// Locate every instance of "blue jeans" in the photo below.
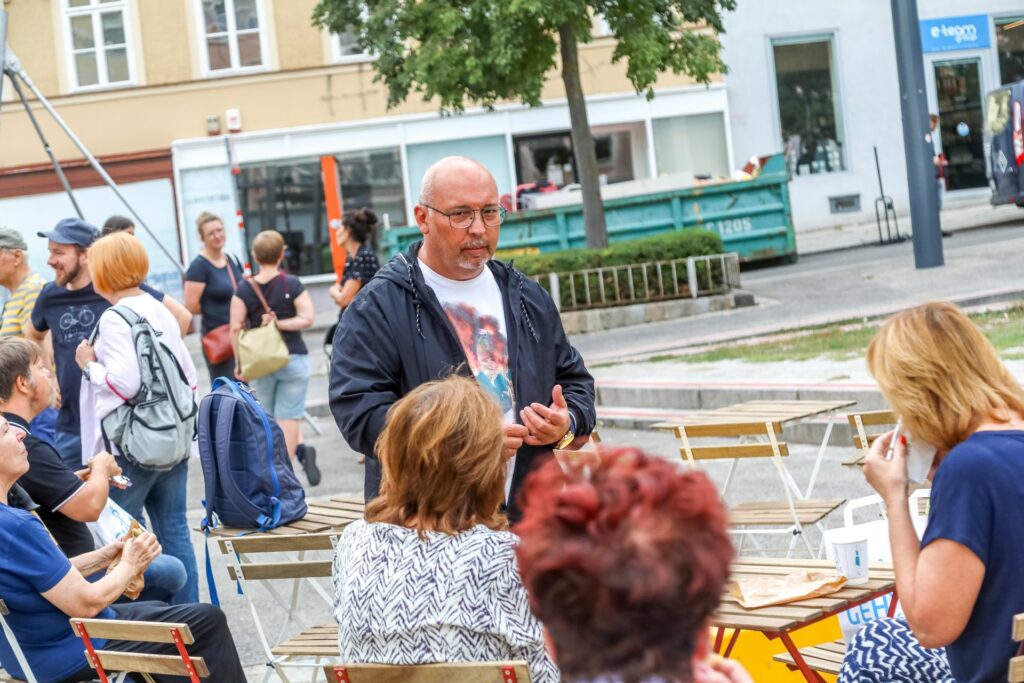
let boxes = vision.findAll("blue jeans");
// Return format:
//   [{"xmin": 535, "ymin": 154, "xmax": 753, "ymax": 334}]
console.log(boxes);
[
  {"xmin": 137, "ymin": 554, "xmax": 188, "ymax": 603},
  {"xmin": 109, "ymin": 458, "xmax": 199, "ymax": 604},
  {"xmin": 53, "ymin": 428, "xmax": 82, "ymax": 471},
  {"xmin": 92, "ymin": 554, "xmax": 187, "ymax": 604},
  {"xmin": 250, "ymin": 353, "xmax": 311, "ymax": 419}
]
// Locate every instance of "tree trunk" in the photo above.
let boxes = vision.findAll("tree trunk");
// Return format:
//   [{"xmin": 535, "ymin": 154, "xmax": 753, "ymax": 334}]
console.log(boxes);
[{"xmin": 559, "ymin": 22, "xmax": 608, "ymax": 249}]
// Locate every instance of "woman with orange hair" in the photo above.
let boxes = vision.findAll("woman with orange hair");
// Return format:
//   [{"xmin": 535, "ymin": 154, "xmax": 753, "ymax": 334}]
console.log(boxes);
[
  {"xmin": 74, "ymin": 231, "xmax": 200, "ymax": 604},
  {"xmin": 516, "ymin": 446, "xmax": 752, "ymax": 683},
  {"xmin": 331, "ymin": 374, "xmax": 558, "ymax": 682},
  {"xmin": 840, "ymin": 302, "xmax": 1024, "ymax": 682}
]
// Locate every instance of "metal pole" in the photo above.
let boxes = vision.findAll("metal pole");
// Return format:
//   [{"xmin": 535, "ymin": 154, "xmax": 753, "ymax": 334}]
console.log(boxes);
[
  {"xmin": 890, "ymin": 0, "xmax": 944, "ymax": 269},
  {"xmin": 0, "ymin": 10, "xmax": 9, "ymax": 111},
  {"xmin": 4, "ymin": 51, "xmax": 185, "ymax": 273},
  {"xmin": 7, "ymin": 72, "xmax": 84, "ymax": 219},
  {"xmin": 224, "ymin": 136, "xmax": 252, "ymax": 275}
]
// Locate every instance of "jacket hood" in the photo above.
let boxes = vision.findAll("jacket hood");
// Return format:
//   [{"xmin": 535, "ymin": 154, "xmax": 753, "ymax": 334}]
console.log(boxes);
[
  {"xmin": 378, "ymin": 240, "xmax": 517, "ymax": 290},
  {"xmin": 376, "ymin": 241, "xmax": 538, "ymax": 342}
]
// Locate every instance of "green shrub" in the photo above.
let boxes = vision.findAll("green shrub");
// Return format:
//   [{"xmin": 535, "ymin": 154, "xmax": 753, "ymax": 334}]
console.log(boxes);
[
  {"xmin": 510, "ymin": 228, "xmax": 723, "ymax": 276},
  {"xmin": 509, "ymin": 229, "xmax": 727, "ymax": 311}
]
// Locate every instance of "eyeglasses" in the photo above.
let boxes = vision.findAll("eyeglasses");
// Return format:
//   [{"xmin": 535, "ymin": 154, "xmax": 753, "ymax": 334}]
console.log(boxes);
[{"xmin": 421, "ymin": 203, "xmax": 506, "ymax": 230}]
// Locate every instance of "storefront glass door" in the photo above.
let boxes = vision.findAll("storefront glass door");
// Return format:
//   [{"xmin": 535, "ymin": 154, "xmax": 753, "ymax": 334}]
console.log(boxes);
[{"xmin": 933, "ymin": 58, "xmax": 987, "ymax": 191}]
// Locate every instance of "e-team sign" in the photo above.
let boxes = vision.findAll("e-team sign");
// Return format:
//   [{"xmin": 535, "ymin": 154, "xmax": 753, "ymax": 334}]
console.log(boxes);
[{"xmin": 919, "ymin": 14, "xmax": 990, "ymax": 53}]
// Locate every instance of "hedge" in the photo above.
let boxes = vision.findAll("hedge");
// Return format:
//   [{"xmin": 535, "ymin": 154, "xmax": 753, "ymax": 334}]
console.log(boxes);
[
  {"xmin": 510, "ymin": 228, "xmax": 723, "ymax": 276},
  {"xmin": 508, "ymin": 229, "xmax": 728, "ymax": 311}
]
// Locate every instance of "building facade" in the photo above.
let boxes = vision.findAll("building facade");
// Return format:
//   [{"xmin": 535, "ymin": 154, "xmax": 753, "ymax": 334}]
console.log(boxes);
[
  {"xmin": 1, "ymin": 0, "xmax": 731, "ymax": 304},
  {"xmin": 722, "ymin": 0, "xmax": 1024, "ymax": 232}
]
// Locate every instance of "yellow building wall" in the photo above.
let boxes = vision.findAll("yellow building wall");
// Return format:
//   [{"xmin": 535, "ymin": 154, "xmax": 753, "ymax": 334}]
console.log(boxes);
[
  {"xmin": 1, "ymin": 3, "xmax": 721, "ymax": 170},
  {"xmin": 137, "ymin": 1, "xmax": 193, "ymax": 86},
  {"xmin": 272, "ymin": 0, "xmax": 324, "ymax": 71},
  {"xmin": 4, "ymin": 0, "xmax": 61, "ymax": 96}
]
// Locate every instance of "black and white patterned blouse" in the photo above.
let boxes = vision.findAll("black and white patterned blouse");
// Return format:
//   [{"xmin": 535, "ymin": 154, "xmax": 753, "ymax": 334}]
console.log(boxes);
[
  {"xmin": 332, "ymin": 520, "xmax": 559, "ymax": 683},
  {"xmin": 340, "ymin": 244, "xmax": 381, "ymax": 288}
]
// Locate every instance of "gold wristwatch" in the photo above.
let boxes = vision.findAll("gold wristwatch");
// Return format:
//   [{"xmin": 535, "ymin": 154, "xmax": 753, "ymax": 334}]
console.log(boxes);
[{"xmin": 556, "ymin": 429, "xmax": 575, "ymax": 450}]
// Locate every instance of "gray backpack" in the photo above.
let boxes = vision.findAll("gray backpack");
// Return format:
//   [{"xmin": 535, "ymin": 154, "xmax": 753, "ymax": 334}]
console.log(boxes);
[{"xmin": 92, "ymin": 305, "xmax": 197, "ymax": 471}]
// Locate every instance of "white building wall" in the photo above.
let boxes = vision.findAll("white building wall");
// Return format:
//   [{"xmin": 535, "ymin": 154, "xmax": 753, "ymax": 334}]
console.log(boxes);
[
  {"xmin": 722, "ymin": 0, "xmax": 906, "ymax": 233},
  {"xmin": 722, "ymin": 0, "xmax": 1024, "ymax": 234}
]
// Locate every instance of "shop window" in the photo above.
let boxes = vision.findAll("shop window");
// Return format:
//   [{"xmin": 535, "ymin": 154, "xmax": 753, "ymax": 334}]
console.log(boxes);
[
  {"xmin": 199, "ymin": 0, "xmax": 265, "ymax": 74},
  {"xmin": 772, "ymin": 36, "xmax": 845, "ymax": 175},
  {"xmin": 652, "ymin": 113, "xmax": 730, "ymax": 178},
  {"xmin": 513, "ymin": 126, "xmax": 639, "ymax": 189},
  {"xmin": 238, "ymin": 149, "xmax": 404, "ymax": 276},
  {"xmin": 996, "ymin": 17, "xmax": 1024, "ymax": 85},
  {"xmin": 63, "ymin": 0, "xmax": 133, "ymax": 89}
]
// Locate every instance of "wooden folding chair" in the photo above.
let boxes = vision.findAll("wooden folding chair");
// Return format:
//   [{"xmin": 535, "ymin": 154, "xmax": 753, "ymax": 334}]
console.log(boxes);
[
  {"xmin": 70, "ymin": 618, "xmax": 207, "ymax": 683},
  {"xmin": 1010, "ymin": 612, "xmax": 1024, "ymax": 683},
  {"xmin": 0, "ymin": 598, "xmax": 36, "ymax": 683},
  {"xmin": 219, "ymin": 532, "xmax": 341, "ymax": 682},
  {"xmin": 774, "ymin": 639, "xmax": 846, "ymax": 678},
  {"xmin": 675, "ymin": 420, "xmax": 843, "ymax": 557},
  {"xmin": 844, "ymin": 409, "xmax": 897, "ymax": 467},
  {"xmin": 323, "ymin": 661, "xmax": 531, "ymax": 682}
]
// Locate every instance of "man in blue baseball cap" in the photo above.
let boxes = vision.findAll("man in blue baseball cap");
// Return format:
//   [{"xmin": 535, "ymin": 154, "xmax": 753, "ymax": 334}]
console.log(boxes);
[{"xmin": 25, "ymin": 218, "xmax": 191, "ymax": 468}]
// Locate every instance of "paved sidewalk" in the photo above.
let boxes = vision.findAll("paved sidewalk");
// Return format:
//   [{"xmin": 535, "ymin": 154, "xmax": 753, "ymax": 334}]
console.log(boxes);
[
  {"xmin": 573, "ymin": 223, "xmax": 1024, "ymax": 364},
  {"xmin": 795, "ymin": 194, "xmax": 1020, "ymax": 255}
]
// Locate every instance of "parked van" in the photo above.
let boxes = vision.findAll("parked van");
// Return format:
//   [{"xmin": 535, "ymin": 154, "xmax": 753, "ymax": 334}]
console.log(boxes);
[{"xmin": 984, "ymin": 83, "xmax": 1024, "ymax": 206}]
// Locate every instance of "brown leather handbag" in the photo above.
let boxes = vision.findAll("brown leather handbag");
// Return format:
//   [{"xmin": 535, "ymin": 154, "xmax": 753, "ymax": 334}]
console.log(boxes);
[{"xmin": 200, "ymin": 255, "xmax": 240, "ymax": 364}]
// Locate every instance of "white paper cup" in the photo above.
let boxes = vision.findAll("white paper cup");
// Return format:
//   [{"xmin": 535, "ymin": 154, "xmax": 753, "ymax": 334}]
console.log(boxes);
[{"xmin": 830, "ymin": 527, "xmax": 869, "ymax": 586}]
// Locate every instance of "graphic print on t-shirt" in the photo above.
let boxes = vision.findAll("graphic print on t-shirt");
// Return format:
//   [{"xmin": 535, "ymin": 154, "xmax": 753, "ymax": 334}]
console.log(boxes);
[
  {"xmin": 56, "ymin": 303, "xmax": 97, "ymax": 339},
  {"xmin": 443, "ymin": 302, "xmax": 514, "ymax": 414}
]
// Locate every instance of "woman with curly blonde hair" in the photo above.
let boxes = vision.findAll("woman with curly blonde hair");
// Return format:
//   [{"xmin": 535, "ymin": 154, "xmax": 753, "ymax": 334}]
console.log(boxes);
[{"xmin": 840, "ymin": 301, "xmax": 1024, "ymax": 683}]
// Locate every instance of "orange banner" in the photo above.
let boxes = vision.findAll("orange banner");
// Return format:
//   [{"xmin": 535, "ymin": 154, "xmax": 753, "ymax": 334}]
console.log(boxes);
[{"xmin": 321, "ymin": 155, "xmax": 346, "ymax": 280}]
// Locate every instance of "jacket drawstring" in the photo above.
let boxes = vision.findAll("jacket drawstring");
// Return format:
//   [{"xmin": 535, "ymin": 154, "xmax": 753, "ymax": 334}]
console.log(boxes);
[
  {"xmin": 514, "ymin": 271, "xmax": 540, "ymax": 342},
  {"xmin": 399, "ymin": 253, "xmax": 426, "ymax": 340}
]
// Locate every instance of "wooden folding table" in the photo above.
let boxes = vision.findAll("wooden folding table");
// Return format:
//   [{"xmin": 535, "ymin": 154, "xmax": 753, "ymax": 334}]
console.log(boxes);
[{"xmin": 716, "ymin": 558, "xmax": 897, "ymax": 683}]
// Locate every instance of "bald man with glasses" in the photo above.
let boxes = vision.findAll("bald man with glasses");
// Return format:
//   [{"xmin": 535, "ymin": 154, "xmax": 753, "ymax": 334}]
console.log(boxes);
[{"xmin": 329, "ymin": 156, "xmax": 595, "ymax": 519}]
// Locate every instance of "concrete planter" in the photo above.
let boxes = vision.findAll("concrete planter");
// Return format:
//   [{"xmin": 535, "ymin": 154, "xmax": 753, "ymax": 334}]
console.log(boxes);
[{"xmin": 560, "ymin": 290, "xmax": 753, "ymax": 335}]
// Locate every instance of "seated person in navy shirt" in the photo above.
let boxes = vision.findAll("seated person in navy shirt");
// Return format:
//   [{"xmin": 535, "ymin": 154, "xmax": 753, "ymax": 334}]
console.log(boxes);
[
  {"xmin": 840, "ymin": 301, "xmax": 1024, "ymax": 683},
  {"xmin": 0, "ymin": 414, "xmax": 246, "ymax": 683},
  {"xmin": 0, "ymin": 336, "xmax": 187, "ymax": 603}
]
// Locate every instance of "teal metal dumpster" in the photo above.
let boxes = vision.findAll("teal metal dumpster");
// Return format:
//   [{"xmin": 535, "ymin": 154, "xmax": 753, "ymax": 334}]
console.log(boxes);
[{"xmin": 382, "ymin": 153, "xmax": 796, "ymax": 262}]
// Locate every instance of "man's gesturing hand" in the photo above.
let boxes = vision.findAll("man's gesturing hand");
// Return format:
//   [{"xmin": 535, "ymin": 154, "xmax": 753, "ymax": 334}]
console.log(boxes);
[
  {"xmin": 520, "ymin": 384, "xmax": 571, "ymax": 447},
  {"xmin": 503, "ymin": 423, "xmax": 529, "ymax": 460}
]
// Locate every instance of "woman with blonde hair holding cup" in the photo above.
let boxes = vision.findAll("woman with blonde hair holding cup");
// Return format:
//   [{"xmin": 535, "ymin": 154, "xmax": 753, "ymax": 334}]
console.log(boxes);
[{"xmin": 840, "ymin": 301, "xmax": 1024, "ymax": 683}]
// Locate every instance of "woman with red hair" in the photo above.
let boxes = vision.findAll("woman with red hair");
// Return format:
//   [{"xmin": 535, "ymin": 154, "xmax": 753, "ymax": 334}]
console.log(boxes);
[{"xmin": 515, "ymin": 447, "xmax": 752, "ymax": 683}]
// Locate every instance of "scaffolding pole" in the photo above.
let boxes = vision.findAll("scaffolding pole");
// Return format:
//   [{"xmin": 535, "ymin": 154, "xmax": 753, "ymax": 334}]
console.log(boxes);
[{"xmin": 2, "ymin": 48, "xmax": 184, "ymax": 273}]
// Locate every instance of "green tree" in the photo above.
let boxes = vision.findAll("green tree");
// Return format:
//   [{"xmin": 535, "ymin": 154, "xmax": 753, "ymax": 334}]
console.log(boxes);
[{"xmin": 312, "ymin": 0, "xmax": 735, "ymax": 248}]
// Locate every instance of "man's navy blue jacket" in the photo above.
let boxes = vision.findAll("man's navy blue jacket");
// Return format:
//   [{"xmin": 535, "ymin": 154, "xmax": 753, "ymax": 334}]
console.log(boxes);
[{"xmin": 328, "ymin": 241, "xmax": 596, "ymax": 518}]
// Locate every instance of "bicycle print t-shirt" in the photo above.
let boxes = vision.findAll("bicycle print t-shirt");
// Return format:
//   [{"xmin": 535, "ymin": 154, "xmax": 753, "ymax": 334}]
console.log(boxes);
[{"xmin": 30, "ymin": 281, "xmax": 164, "ymax": 433}]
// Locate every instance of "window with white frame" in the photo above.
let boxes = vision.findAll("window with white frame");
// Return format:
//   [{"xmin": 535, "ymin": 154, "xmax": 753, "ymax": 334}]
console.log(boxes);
[
  {"xmin": 199, "ymin": 0, "xmax": 265, "ymax": 73},
  {"xmin": 332, "ymin": 27, "xmax": 370, "ymax": 62},
  {"xmin": 64, "ymin": 0, "xmax": 132, "ymax": 89}
]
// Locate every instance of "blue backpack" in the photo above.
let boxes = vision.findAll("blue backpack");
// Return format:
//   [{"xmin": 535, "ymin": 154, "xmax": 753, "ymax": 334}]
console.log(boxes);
[{"xmin": 198, "ymin": 379, "xmax": 307, "ymax": 532}]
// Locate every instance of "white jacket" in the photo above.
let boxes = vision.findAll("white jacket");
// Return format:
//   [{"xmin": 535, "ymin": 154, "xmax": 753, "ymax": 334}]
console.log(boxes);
[{"xmin": 79, "ymin": 293, "xmax": 198, "ymax": 465}]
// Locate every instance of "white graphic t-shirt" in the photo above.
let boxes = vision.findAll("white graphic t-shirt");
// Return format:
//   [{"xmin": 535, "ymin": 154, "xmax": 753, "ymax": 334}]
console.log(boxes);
[{"xmin": 419, "ymin": 259, "xmax": 517, "ymax": 498}]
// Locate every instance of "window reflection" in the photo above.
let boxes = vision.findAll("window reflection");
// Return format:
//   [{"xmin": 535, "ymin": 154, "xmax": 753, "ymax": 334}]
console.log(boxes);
[
  {"xmin": 772, "ymin": 37, "xmax": 845, "ymax": 175},
  {"xmin": 238, "ymin": 150, "xmax": 405, "ymax": 276}
]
